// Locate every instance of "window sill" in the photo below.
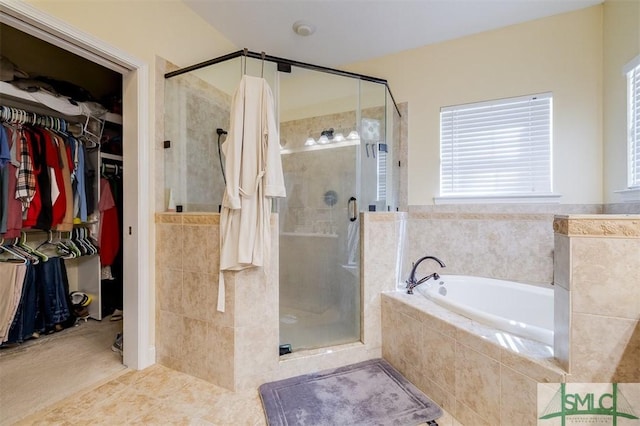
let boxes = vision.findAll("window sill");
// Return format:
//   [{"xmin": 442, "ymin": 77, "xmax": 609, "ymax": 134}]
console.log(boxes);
[
  {"xmin": 433, "ymin": 193, "xmax": 562, "ymax": 205},
  {"xmin": 613, "ymin": 188, "xmax": 640, "ymax": 202}
]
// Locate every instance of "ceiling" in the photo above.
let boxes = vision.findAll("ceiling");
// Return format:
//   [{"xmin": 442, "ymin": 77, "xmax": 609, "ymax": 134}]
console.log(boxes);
[{"xmin": 184, "ymin": 0, "xmax": 603, "ymax": 68}]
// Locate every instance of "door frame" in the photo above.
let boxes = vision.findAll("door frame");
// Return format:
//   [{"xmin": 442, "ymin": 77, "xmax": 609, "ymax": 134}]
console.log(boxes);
[{"xmin": 0, "ymin": 0, "xmax": 153, "ymax": 369}]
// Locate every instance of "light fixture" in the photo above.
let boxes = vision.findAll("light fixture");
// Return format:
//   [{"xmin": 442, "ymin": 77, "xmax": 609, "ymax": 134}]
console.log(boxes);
[
  {"xmin": 333, "ymin": 133, "xmax": 345, "ymax": 142},
  {"xmin": 293, "ymin": 20, "xmax": 316, "ymax": 37},
  {"xmin": 304, "ymin": 137, "xmax": 316, "ymax": 146},
  {"xmin": 318, "ymin": 135, "xmax": 330, "ymax": 144},
  {"xmin": 347, "ymin": 130, "xmax": 360, "ymax": 140}
]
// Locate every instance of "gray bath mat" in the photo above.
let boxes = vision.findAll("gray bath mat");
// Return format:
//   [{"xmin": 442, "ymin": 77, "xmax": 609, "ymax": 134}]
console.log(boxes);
[{"xmin": 259, "ymin": 358, "xmax": 442, "ymax": 426}]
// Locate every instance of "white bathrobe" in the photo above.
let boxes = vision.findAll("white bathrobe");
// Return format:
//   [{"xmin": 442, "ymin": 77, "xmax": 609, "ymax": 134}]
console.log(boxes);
[{"xmin": 218, "ymin": 75, "xmax": 286, "ymax": 312}]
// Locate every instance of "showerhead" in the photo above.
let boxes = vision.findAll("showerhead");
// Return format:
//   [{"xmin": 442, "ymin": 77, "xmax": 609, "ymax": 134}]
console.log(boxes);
[{"xmin": 216, "ymin": 128, "xmax": 228, "ymax": 136}]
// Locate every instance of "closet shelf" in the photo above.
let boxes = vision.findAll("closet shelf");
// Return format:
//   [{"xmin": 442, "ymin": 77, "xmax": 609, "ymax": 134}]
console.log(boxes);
[
  {"xmin": 0, "ymin": 81, "xmax": 122, "ymax": 125},
  {"xmin": 101, "ymin": 153, "xmax": 123, "ymax": 162},
  {"xmin": 280, "ymin": 138, "xmax": 360, "ymax": 155}
]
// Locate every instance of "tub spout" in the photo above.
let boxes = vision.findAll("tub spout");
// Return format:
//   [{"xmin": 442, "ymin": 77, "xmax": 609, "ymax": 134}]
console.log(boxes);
[{"xmin": 406, "ymin": 256, "xmax": 445, "ymax": 294}]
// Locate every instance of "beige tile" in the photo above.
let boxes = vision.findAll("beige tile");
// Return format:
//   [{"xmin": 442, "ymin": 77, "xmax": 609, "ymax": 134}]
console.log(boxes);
[
  {"xmin": 455, "ymin": 325, "xmax": 501, "ymax": 360},
  {"xmin": 182, "ymin": 213, "xmax": 219, "ymax": 225},
  {"xmin": 570, "ymin": 313, "xmax": 640, "ymax": 382},
  {"xmin": 235, "ymin": 325, "xmax": 279, "ymax": 389},
  {"xmin": 423, "ymin": 327, "xmax": 456, "ymax": 391},
  {"xmin": 417, "ymin": 375, "xmax": 456, "ymax": 416},
  {"xmin": 182, "ymin": 318, "xmax": 210, "ymax": 381},
  {"xmin": 207, "ymin": 324, "xmax": 235, "ymax": 390},
  {"xmin": 234, "ymin": 267, "xmax": 277, "ymax": 328},
  {"xmin": 500, "ymin": 365, "xmax": 539, "ymax": 426},
  {"xmin": 500, "ymin": 348, "xmax": 564, "ymax": 383},
  {"xmin": 396, "ymin": 312, "xmax": 424, "ymax": 369},
  {"xmin": 453, "ymin": 399, "xmax": 490, "ymax": 426},
  {"xmin": 156, "ymin": 213, "xmax": 182, "ymax": 224},
  {"xmin": 80, "ymin": 386, "xmax": 164, "ymax": 424},
  {"xmin": 157, "ymin": 268, "xmax": 183, "ymax": 314},
  {"xmin": 553, "ymin": 234, "xmax": 571, "ymax": 290},
  {"xmin": 156, "ymin": 310, "xmax": 185, "ymax": 361},
  {"xmin": 200, "ymin": 388, "xmax": 266, "ymax": 425},
  {"xmin": 572, "ymin": 238, "xmax": 640, "ymax": 319},
  {"xmin": 182, "ymin": 224, "xmax": 218, "ymax": 274},
  {"xmin": 156, "ymin": 223, "xmax": 183, "ymax": 270},
  {"xmin": 454, "ymin": 342, "xmax": 501, "ymax": 424},
  {"xmin": 554, "ymin": 285, "xmax": 571, "ymax": 372},
  {"xmin": 182, "ymin": 271, "xmax": 216, "ymax": 321}
]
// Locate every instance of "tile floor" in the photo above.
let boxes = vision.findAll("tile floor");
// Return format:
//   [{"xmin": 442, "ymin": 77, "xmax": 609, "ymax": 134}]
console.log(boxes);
[
  {"xmin": 1, "ymin": 316, "xmax": 459, "ymax": 425},
  {"xmin": 17, "ymin": 364, "xmax": 460, "ymax": 425}
]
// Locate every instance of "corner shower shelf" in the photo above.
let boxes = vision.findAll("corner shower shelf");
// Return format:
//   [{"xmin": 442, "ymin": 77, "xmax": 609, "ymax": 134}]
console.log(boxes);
[{"xmin": 280, "ymin": 138, "xmax": 360, "ymax": 155}]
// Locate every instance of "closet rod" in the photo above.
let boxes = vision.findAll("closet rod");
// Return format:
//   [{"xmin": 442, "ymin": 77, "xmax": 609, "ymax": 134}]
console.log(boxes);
[{"xmin": 164, "ymin": 49, "xmax": 401, "ymax": 117}]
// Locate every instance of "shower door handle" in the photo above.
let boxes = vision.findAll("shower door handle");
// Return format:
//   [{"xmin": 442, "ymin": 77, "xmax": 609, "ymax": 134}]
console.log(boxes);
[{"xmin": 348, "ymin": 197, "xmax": 357, "ymax": 222}]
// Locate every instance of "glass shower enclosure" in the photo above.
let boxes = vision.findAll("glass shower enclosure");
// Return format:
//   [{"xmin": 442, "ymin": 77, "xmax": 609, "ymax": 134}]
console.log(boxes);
[{"xmin": 164, "ymin": 52, "xmax": 399, "ymax": 353}]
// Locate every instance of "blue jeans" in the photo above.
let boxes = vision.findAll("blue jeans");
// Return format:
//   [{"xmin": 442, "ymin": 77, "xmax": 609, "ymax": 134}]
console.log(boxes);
[
  {"xmin": 6, "ymin": 264, "xmax": 41, "ymax": 343},
  {"xmin": 37, "ymin": 258, "xmax": 71, "ymax": 330}
]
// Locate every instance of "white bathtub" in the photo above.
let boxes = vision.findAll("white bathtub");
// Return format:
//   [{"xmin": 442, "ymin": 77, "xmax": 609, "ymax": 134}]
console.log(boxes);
[{"xmin": 413, "ymin": 275, "xmax": 554, "ymax": 346}]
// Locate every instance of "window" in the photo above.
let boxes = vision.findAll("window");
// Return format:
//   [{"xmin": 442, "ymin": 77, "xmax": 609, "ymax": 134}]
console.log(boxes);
[
  {"xmin": 626, "ymin": 56, "xmax": 640, "ymax": 189},
  {"xmin": 440, "ymin": 93, "xmax": 553, "ymax": 199}
]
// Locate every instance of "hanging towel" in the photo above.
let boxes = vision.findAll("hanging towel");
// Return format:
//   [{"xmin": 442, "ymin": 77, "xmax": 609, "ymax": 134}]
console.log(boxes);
[{"xmin": 218, "ymin": 75, "xmax": 286, "ymax": 312}]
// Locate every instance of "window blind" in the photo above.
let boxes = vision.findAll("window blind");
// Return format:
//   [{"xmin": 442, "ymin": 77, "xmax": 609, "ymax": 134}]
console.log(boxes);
[
  {"xmin": 628, "ymin": 62, "xmax": 640, "ymax": 188},
  {"xmin": 440, "ymin": 93, "xmax": 552, "ymax": 197}
]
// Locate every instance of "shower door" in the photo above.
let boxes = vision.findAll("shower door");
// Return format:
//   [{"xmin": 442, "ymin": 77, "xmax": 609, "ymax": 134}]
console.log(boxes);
[{"xmin": 277, "ymin": 69, "xmax": 387, "ymax": 352}]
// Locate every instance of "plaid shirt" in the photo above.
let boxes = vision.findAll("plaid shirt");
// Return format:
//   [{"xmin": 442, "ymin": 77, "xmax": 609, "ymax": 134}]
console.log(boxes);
[{"xmin": 15, "ymin": 127, "xmax": 36, "ymax": 212}]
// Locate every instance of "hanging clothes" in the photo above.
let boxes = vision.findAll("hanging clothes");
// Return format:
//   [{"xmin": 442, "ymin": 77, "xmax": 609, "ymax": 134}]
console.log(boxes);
[
  {"xmin": 218, "ymin": 75, "xmax": 286, "ymax": 312},
  {"xmin": 99, "ymin": 177, "xmax": 119, "ymax": 267}
]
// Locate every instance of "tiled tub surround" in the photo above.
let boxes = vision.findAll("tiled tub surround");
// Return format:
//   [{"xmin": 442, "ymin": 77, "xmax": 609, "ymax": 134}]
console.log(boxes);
[
  {"xmin": 382, "ymin": 213, "xmax": 639, "ymax": 425},
  {"xmin": 553, "ymin": 214, "xmax": 640, "ymax": 382},
  {"xmin": 381, "ymin": 292, "xmax": 565, "ymax": 426},
  {"xmin": 405, "ymin": 204, "xmax": 602, "ymax": 286},
  {"xmin": 155, "ymin": 212, "xmax": 404, "ymax": 391}
]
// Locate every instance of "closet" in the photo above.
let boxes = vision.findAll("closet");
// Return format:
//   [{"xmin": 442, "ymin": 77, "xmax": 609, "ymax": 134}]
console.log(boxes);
[{"xmin": 0, "ymin": 22, "xmax": 123, "ymax": 334}]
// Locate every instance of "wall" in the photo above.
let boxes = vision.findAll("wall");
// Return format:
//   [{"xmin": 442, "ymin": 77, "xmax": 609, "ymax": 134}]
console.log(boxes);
[
  {"xmin": 553, "ymin": 215, "xmax": 640, "ymax": 382},
  {"xmin": 155, "ymin": 212, "xmax": 402, "ymax": 391},
  {"xmin": 345, "ymin": 6, "xmax": 604, "ymax": 205},
  {"xmin": 603, "ymin": 0, "xmax": 640, "ymax": 205},
  {"xmin": 381, "ymin": 293, "xmax": 565, "ymax": 426},
  {"xmin": 404, "ymin": 204, "xmax": 601, "ymax": 286}
]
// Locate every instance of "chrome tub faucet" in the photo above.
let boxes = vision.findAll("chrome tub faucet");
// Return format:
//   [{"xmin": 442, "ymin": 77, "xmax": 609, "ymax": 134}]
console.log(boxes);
[{"xmin": 406, "ymin": 256, "xmax": 446, "ymax": 294}]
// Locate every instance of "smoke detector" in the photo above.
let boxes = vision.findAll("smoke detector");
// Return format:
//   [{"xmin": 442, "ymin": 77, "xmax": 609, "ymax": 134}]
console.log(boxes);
[{"xmin": 292, "ymin": 20, "xmax": 316, "ymax": 37}]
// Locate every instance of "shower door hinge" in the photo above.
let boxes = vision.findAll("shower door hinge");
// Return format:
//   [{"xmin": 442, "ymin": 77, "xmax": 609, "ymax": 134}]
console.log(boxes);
[{"xmin": 164, "ymin": 140, "xmax": 171, "ymax": 149}]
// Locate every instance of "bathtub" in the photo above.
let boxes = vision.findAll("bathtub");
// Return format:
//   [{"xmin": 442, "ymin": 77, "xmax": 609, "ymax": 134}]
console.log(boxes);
[{"xmin": 413, "ymin": 275, "xmax": 554, "ymax": 346}]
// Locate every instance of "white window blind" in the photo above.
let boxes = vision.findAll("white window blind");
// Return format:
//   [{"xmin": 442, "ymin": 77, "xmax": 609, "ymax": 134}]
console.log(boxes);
[
  {"xmin": 627, "ymin": 59, "xmax": 640, "ymax": 189},
  {"xmin": 440, "ymin": 93, "xmax": 552, "ymax": 197}
]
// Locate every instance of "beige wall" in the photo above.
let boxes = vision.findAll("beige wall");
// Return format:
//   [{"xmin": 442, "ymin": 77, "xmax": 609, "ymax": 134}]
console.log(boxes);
[
  {"xmin": 346, "ymin": 6, "xmax": 604, "ymax": 205},
  {"xmin": 603, "ymin": 0, "xmax": 640, "ymax": 203}
]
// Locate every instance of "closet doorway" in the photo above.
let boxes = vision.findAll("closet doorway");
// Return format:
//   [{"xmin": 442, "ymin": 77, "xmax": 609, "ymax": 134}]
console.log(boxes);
[{"xmin": 0, "ymin": 0, "xmax": 151, "ymax": 420}]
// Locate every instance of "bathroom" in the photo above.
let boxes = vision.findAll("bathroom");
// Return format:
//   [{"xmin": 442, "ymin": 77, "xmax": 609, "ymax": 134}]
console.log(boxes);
[{"xmin": 2, "ymin": 0, "xmax": 639, "ymax": 424}]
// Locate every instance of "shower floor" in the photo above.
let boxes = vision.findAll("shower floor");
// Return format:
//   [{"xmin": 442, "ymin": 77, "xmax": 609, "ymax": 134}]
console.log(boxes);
[{"xmin": 279, "ymin": 305, "xmax": 359, "ymax": 352}]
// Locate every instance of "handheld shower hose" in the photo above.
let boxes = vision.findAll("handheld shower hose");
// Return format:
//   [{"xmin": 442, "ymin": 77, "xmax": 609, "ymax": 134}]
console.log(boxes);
[{"xmin": 216, "ymin": 128, "xmax": 228, "ymax": 185}]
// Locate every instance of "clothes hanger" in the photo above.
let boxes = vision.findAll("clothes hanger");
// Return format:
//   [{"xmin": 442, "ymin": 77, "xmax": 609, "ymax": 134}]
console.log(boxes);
[
  {"xmin": 261, "ymin": 51, "xmax": 265, "ymax": 78},
  {"xmin": 18, "ymin": 231, "xmax": 49, "ymax": 262},
  {"xmin": 0, "ymin": 238, "xmax": 29, "ymax": 264}
]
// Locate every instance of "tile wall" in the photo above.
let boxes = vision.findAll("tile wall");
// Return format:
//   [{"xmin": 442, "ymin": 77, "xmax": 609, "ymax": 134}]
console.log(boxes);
[
  {"xmin": 405, "ymin": 204, "xmax": 602, "ymax": 286},
  {"xmin": 553, "ymin": 214, "xmax": 640, "ymax": 382},
  {"xmin": 155, "ymin": 212, "xmax": 403, "ymax": 391},
  {"xmin": 381, "ymin": 292, "xmax": 565, "ymax": 426}
]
